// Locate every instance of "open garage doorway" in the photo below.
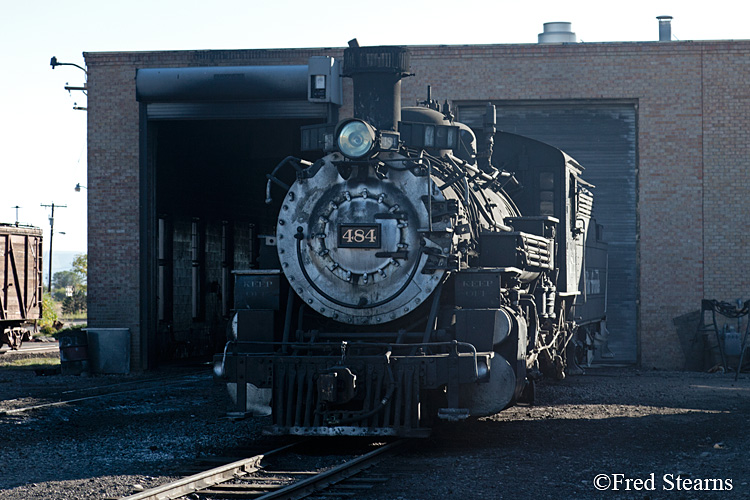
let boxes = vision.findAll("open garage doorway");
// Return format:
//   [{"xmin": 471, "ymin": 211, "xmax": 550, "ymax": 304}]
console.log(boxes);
[{"xmin": 147, "ymin": 118, "xmax": 323, "ymax": 364}]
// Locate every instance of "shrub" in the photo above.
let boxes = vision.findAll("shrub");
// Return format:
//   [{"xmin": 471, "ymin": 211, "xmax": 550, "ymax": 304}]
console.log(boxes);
[
  {"xmin": 40, "ymin": 292, "xmax": 59, "ymax": 330},
  {"xmin": 62, "ymin": 289, "xmax": 87, "ymax": 315}
]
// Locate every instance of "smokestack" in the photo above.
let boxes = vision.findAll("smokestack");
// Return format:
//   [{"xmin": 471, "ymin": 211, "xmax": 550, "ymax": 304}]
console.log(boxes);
[
  {"xmin": 342, "ymin": 43, "xmax": 411, "ymax": 132},
  {"xmin": 657, "ymin": 15, "xmax": 673, "ymax": 41}
]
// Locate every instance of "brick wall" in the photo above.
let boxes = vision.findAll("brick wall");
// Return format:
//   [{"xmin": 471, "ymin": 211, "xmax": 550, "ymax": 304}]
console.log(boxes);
[
  {"xmin": 86, "ymin": 59, "xmax": 142, "ymax": 369},
  {"xmin": 405, "ymin": 42, "xmax": 749, "ymax": 369},
  {"xmin": 702, "ymin": 45, "xmax": 750, "ymax": 300},
  {"xmin": 85, "ymin": 40, "xmax": 750, "ymax": 371}
]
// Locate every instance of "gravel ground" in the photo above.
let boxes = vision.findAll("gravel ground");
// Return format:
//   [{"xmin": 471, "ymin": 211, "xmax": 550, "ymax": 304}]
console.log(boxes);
[
  {"xmin": 0, "ymin": 351, "xmax": 748, "ymax": 500},
  {"xmin": 365, "ymin": 367, "xmax": 750, "ymax": 499},
  {"xmin": 0, "ymin": 353, "xmax": 266, "ymax": 500}
]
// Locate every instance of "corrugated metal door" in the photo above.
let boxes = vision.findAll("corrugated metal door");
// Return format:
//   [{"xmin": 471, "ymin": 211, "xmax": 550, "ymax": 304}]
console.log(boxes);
[
  {"xmin": 144, "ymin": 101, "xmax": 329, "ymax": 120},
  {"xmin": 459, "ymin": 103, "xmax": 638, "ymax": 363},
  {"xmin": 136, "ymin": 65, "xmax": 331, "ymax": 121}
]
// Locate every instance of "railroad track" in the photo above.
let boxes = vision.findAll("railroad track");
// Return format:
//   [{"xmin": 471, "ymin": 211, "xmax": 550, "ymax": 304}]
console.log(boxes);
[
  {"xmin": 118, "ymin": 439, "xmax": 407, "ymax": 500},
  {"xmin": 0, "ymin": 371, "xmax": 208, "ymax": 417},
  {"xmin": 0, "ymin": 342, "xmax": 58, "ymax": 355}
]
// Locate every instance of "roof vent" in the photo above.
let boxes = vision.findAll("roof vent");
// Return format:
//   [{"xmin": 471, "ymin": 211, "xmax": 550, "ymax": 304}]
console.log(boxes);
[
  {"xmin": 538, "ymin": 22, "xmax": 577, "ymax": 44},
  {"xmin": 657, "ymin": 15, "xmax": 673, "ymax": 41}
]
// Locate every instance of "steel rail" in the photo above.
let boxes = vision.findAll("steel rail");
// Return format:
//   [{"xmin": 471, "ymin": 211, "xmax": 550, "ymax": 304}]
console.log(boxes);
[
  {"xmin": 60, "ymin": 371, "xmax": 207, "ymax": 395},
  {"xmin": 254, "ymin": 439, "xmax": 406, "ymax": 500},
  {"xmin": 0, "ymin": 371, "xmax": 204, "ymax": 407},
  {"xmin": 119, "ymin": 442, "xmax": 300, "ymax": 500},
  {"xmin": 0, "ymin": 374, "xmax": 209, "ymax": 417},
  {"xmin": 0, "ymin": 343, "xmax": 58, "ymax": 353}
]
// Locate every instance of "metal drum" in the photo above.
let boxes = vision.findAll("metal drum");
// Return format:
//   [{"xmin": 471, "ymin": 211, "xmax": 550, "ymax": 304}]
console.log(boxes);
[{"xmin": 58, "ymin": 330, "xmax": 89, "ymax": 375}]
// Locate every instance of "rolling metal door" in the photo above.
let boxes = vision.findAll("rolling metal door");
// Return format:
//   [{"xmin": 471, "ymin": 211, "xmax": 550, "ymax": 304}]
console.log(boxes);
[
  {"xmin": 459, "ymin": 103, "xmax": 638, "ymax": 363},
  {"xmin": 136, "ymin": 65, "xmax": 331, "ymax": 120},
  {"xmin": 144, "ymin": 100, "xmax": 328, "ymax": 120}
]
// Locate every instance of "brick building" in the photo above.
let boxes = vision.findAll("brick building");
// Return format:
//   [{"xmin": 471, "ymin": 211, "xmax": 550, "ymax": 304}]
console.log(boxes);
[{"xmin": 84, "ymin": 38, "xmax": 750, "ymax": 371}]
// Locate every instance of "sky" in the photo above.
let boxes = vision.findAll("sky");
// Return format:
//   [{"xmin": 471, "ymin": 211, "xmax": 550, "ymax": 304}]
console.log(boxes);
[{"xmin": 1, "ymin": 0, "xmax": 748, "ymax": 254}]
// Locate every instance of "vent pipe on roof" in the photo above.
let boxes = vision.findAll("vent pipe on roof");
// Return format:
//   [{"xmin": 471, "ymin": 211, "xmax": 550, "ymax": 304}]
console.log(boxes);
[
  {"xmin": 657, "ymin": 15, "xmax": 673, "ymax": 41},
  {"xmin": 538, "ymin": 22, "xmax": 577, "ymax": 44}
]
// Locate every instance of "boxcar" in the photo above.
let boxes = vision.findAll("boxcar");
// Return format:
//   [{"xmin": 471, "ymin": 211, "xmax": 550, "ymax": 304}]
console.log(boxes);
[{"xmin": 1, "ymin": 223, "xmax": 43, "ymax": 349}]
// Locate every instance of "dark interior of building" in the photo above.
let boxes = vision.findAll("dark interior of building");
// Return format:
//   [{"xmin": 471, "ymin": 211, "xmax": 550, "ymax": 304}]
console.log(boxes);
[{"xmin": 150, "ymin": 118, "xmax": 322, "ymax": 362}]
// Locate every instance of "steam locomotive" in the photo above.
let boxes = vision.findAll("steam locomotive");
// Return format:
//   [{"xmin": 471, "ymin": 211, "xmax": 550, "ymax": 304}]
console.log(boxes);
[{"xmin": 215, "ymin": 43, "xmax": 607, "ymax": 437}]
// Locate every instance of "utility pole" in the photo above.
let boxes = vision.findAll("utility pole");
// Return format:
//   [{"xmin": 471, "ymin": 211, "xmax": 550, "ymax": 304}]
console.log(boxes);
[{"xmin": 41, "ymin": 203, "xmax": 67, "ymax": 292}]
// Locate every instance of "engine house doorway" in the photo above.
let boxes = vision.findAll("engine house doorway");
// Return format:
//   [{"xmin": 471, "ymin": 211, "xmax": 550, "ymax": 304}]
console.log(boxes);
[
  {"xmin": 135, "ymin": 60, "xmax": 340, "ymax": 368},
  {"xmin": 146, "ymin": 118, "xmax": 323, "ymax": 364},
  {"xmin": 458, "ymin": 102, "xmax": 638, "ymax": 364}
]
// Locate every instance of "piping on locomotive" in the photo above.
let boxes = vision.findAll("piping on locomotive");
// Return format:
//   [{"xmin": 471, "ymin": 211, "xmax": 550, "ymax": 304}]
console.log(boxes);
[{"xmin": 214, "ymin": 42, "xmax": 607, "ymax": 437}]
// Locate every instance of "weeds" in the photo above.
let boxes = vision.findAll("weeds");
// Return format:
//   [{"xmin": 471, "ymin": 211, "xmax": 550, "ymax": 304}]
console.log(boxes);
[{"xmin": 0, "ymin": 356, "xmax": 60, "ymax": 370}]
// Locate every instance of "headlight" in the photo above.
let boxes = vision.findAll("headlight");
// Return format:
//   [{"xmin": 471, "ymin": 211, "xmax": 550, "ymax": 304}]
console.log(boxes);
[{"xmin": 337, "ymin": 119, "xmax": 376, "ymax": 159}]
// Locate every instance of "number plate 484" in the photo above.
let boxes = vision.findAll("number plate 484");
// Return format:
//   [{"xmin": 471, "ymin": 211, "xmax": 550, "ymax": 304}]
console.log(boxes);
[{"xmin": 338, "ymin": 224, "xmax": 381, "ymax": 248}]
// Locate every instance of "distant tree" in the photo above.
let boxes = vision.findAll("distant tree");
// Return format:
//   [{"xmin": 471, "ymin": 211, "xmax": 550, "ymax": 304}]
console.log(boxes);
[
  {"xmin": 71, "ymin": 254, "xmax": 87, "ymax": 286},
  {"xmin": 53, "ymin": 270, "xmax": 80, "ymax": 288},
  {"xmin": 62, "ymin": 289, "xmax": 87, "ymax": 315},
  {"xmin": 55, "ymin": 254, "xmax": 88, "ymax": 315},
  {"xmin": 52, "ymin": 270, "xmax": 82, "ymax": 300}
]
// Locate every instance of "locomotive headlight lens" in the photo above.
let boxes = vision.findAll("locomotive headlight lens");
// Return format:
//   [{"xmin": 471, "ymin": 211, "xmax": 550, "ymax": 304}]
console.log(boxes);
[{"xmin": 337, "ymin": 120, "xmax": 376, "ymax": 159}]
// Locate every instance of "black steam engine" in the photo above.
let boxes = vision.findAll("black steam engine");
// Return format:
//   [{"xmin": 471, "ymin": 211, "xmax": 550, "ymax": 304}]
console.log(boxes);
[{"xmin": 215, "ymin": 43, "xmax": 607, "ymax": 437}]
